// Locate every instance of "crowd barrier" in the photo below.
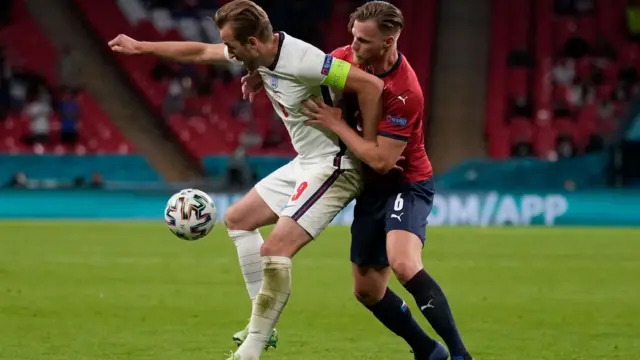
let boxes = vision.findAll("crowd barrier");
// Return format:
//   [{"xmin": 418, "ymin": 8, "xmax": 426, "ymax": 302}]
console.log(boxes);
[
  {"xmin": 1, "ymin": 189, "xmax": 638, "ymax": 226},
  {"xmin": 0, "ymin": 154, "xmax": 161, "ymax": 183}
]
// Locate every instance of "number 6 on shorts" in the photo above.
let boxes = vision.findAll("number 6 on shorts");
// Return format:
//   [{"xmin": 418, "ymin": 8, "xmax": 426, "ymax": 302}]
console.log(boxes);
[{"xmin": 394, "ymin": 193, "xmax": 404, "ymax": 211}]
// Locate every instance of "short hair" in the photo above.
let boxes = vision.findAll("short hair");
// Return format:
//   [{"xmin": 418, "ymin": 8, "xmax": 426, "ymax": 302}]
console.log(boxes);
[
  {"xmin": 348, "ymin": 1, "xmax": 404, "ymax": 35},
  {"xmin": 214, "ymin": 0, "xmax": 273, "ymax": 44}
]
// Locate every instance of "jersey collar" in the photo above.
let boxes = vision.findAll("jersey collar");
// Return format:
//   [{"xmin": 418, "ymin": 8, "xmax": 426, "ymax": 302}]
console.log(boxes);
[
  {"xmin": 267, "ymin": 32, "xmax": 286, "ymax": 71},
  {"xmin": 375, "ymin": 52, "xmax": 403, "ymax": 79}
]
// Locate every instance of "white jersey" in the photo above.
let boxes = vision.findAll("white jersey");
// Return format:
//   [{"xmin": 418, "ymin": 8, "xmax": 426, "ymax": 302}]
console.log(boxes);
[{"xmin": 224, "ymin": 32, "xmax": 357, "ymax": 169}]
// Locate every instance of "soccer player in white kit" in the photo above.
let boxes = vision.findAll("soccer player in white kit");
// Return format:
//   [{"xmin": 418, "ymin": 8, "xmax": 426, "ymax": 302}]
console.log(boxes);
[{"xmin": 108, "ymin": 1, "xmax": 384, "ymax": 359}]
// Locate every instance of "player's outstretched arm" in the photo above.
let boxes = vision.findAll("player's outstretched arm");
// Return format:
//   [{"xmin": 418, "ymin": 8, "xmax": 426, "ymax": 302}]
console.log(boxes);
[
  {"xmin": 302, "ymin": 98, "xmax": 405, "ymax": 174},
  {"xmin": 108, "ymin": 34, "xmax": 228, "ymax": 64}
]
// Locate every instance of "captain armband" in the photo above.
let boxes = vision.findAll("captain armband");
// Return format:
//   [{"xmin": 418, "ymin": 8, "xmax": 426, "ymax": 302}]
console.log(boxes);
[{"xmin": 320, "ymin": 56, "xmax": 351, "ymax": 89}]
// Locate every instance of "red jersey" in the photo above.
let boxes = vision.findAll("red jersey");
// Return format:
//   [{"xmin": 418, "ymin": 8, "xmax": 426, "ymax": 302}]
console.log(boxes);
[{"xmin": 331, "ymin": 46, "xmax": 433, "ymax": 184}]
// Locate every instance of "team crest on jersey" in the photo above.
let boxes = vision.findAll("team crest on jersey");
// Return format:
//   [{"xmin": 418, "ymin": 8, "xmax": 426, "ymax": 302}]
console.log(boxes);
[
  {"xmin": 387, "ymin": 114, "xmax": 408, "ymax": 126},
  {"xmin": 270, "ymin": 75, "xmax": 279, "ymax": 89},
  {"xmin": 321, "ymin": 55, "xmax": 333, "ymax": 75}
]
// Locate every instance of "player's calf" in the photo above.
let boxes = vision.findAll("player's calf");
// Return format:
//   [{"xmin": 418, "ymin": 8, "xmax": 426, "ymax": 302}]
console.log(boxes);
[
  {"xmin": 223, "ymin": 188, "xmax": 280, "ymax": 349},
  {"xmin": 352, "ymin": 265, "xmax": 439, "ymax": 359},
  {"xmin": 403, "ymin": 270, "xmax": 472, "ymax": 358},
  {"xmin": 235, "ymin": 217, "xmax": 310, "ymax": 360},
  {"xmin": 224, "ymin": 190, "xmax": 278, "ymax": 290},
  {"xmin": 223, "ymin": 190, "xmax": 279, "ymax": 301},
  {"xmin": 387, "ymin": 231, "xmax": 473, "ymax": 359}
]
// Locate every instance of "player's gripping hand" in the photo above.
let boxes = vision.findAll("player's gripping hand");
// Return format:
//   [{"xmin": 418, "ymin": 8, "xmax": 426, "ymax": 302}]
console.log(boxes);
[
  {"xmin": 108, "ymin": 34, "xmax": 142, "ymax": 55},
  {"xmin": 303, "ymin": 97, "xmax": 405, "ymax": 172},
  {"xmin": 301, "ymin": 96, "xmax": 345, "ymax": 132},
  {"xmin": 241, "ymin": 71, "xmax": 263, "ymax": 103}
]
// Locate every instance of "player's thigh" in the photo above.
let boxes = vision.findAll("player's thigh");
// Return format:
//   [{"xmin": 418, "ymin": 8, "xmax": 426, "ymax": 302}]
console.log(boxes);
[
  {"xmin": 282, "ymin": 167, "xmax": 360, "ymax": 239},
  {"xmin": 224, "ymin": 188, "xmax": 279, "ymax": 230},
  {"xmin": 226, "ymin": 161, "xmax": 295, "ymax": 230},
  {"xmin": 384, "ymin": 182, "xmax": 435, "ymax": 282},
  {"xmin": 262, "ymin": 167, "xmax": 359, "ymax": 258},
  {"xmin": 350, "ymin": 193, "xmax": 389, "ymax": 268},
  {"xmin": 352, "ymin": 263, "xmax": 390, "ymax": 306}
]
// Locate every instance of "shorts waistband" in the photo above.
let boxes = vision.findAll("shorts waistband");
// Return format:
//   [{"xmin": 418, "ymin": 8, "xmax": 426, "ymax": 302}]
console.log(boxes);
[{"xmin": 295, "ymin": 155, "xmax": 360, "ymax": 170}]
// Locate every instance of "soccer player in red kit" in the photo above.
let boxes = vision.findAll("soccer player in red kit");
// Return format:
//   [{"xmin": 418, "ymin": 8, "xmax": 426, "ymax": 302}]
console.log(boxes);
[{"xmin": 302, "ymin": 2, "xmax": 473, "ymax": 360}]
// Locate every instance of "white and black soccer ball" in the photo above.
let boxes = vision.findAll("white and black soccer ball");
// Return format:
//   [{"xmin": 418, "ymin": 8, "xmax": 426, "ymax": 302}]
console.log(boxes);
[{"xmin": 164, "ymin": 188, "xmax": 216, "ymax": 241}]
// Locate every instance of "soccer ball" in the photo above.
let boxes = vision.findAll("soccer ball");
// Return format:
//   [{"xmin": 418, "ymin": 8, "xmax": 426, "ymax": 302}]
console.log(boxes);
[{"xmin": 164, "ymin": 188, "xmax": 216, "ymax": 240}]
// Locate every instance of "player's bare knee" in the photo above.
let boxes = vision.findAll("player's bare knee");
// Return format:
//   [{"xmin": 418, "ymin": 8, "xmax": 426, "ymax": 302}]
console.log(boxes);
[
  {"xmin": 259, "ymin": 238, "xmax": 282, "ymax": 256},
  {"xmin": 260, "ymin": 233, "xmax": 298, "ymax": 257},
  {"xmin": 261, "ymin": 217, "xmax": 311, "ymax": 257},
  {"xmin": 352, "ymin": 269, "xmax": 387, "ymax": 306},
  {"xmin": 224, "ymin": 188, "xmax": 277, "ymax": 231},
  {"xmin": 390, "ymin": 258, "xmax": 422, "ymax": 283},
  {"xmin": 353, "ymin": 284, "xmax": 383, "ymax": 306},
  {"xmin": 223, "ymin": 204, "xmax": 249, "ymax": 231},
  {"xmin": 224, "ymin": 202, "xmax": 261, "ymax": 231},
  {"xmin": 351, "ymin": 265, "xmax": 389, "ymax": 305},
  {"xmin": 353, "ymin": 289, "xmax": 377, "ymax": 306}
]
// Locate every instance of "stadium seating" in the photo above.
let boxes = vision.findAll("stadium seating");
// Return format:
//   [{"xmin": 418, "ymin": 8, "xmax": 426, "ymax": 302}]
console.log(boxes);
[
  {"xmin": 73, "ymin": 0, "xmax": 293, "ymax": 160},
  {"xmin": 0, "ymin": 0, "xmax": 134, "ymax": 155},
  {"xmin": 486, "ymin": 0, "xmax": 633, "ymax": 159},
  {"xmin": 0, "ymin": 0, "xmax": 157, "ymax": 185},
  {"xmin": 74, "ymin": 0, "xmax": 436, "ymax": 176}
]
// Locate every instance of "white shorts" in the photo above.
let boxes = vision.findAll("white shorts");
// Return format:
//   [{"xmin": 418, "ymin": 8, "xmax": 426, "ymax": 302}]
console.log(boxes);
[{"xmin": 255, "ymin": 158, "xmax": 361, "ymax": 238}]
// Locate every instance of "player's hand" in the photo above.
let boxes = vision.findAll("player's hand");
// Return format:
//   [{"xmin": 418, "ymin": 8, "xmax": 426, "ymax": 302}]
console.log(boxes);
[
  {"xmin": 241, "ymin": 71, "xmax": 263, "ymax": 103},
  {"xmin": 301, "ymin": 96, "xmax": 344, "ymax": 131},
  {"xmin": 108, "ymin": 34, "xmax": 142, "ymax": 55},
  {"xmin": 393, "ymin": 156, "xmax": 406, "ymax": 172}
]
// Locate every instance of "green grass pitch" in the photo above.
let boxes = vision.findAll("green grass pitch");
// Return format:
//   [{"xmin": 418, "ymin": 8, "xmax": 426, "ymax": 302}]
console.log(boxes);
[{"xmin": 1, "ymin": 222, "xmax": 639, "ymax": 359}]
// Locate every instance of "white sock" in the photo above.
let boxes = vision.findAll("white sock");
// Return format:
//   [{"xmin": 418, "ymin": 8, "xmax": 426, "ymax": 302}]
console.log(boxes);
[
  {"xmin": 236, "ymin": 256, "xmax": 292, "ymax": 360},
  {"xmin": 228, "ymin": 229, "xmax": 264, "ymax": 301}
]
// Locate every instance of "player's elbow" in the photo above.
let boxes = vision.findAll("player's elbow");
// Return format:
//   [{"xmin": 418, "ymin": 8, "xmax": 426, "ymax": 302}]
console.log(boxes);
[
  {"xmin": 368, "ymin": 76, "xmax": 384, "ymax": 95},
  {"xmin": 353, "ymin": 75, "xmax": 383, "ymax": 96}
]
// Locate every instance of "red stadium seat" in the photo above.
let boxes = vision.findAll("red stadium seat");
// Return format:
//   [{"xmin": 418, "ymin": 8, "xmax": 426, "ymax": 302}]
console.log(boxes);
[
  {"xmin": 554, "ymin": 117, "xmax": 578, "ymax": 138},
  {"xmin": 534, "ymin": 125, "xmax": 557, "ymax": 158},
  {"xmin": 489, "ymin": 127, "xmax": 511, "ymax": 159},
  {"xmin": 0, "ymin": 0, "xmax": 133, "ymax": 154},
  {"xmin": 487, "ymin": 0, "xmax": 631, "ymax": 159},
  {"xmin": 507, "ymin": 68, "xmax": 529, "ymax": 98},
  {"xmin": 508, "ymin": 0, "xmax": 532, "ymax": 50},
  {"xmin": 509, "ymin": 117, "xmax": 535, "ymax": 144}
]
